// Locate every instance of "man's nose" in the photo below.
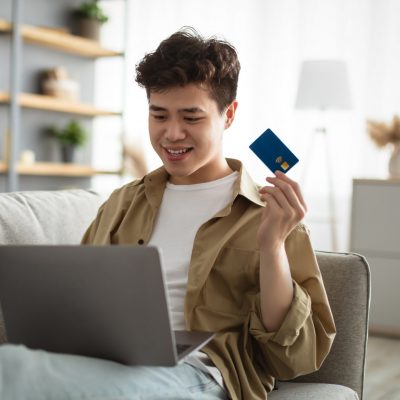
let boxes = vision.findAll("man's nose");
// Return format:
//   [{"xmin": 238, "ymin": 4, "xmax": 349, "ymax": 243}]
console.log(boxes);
[{"xmin": 165, "ymin": 121, "xmax": 186, "ymax": 141}]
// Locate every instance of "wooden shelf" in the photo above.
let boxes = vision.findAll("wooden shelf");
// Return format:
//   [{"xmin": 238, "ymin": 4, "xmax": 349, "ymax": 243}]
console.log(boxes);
[
  {"xmin": 0, "ymin": 19, "xmax": 122, "ymax": 58},
  {"xmin": 0, "ymin": 161, "xmax": 121, "ymax": 177},
  {"xmin": 0, "ymin": 19, "xmax": 10, "ymax": 32},
  {"xmin": 0, "ymin": 92, "xmax": 120, "ymax": 116}
]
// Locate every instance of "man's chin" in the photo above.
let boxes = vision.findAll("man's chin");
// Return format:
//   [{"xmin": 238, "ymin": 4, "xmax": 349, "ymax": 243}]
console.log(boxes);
[
  {"xmin": 164, "ymin": 167, "xmax": 196, "ymax": 184},
  {"xmin": 166, "ymin": 169, "xmax": 190, "ymax": 179}
]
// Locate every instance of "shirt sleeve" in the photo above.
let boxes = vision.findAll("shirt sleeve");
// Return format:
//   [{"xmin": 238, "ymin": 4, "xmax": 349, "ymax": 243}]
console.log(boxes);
[
  {"xmin": 80, "ymin": 201, "xmax": 108, "ymax": 244},
  {"xmin": 248, "ymin": 224, "xmax": 336, "ymax": 380},
  {"xmin": 80, "ymin": 185, "xmax": 128, "ymax": 245}
]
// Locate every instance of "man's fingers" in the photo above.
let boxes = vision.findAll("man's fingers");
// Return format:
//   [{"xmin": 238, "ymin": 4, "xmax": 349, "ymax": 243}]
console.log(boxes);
[
  {"xmin": 271, "ymin": 171, "xmax": 307, "ymax": 212},
  {"xmin": 259, "ymin": 191, "xmax": 282, "ymax": 212},
  {"xmin": 259, "ymin": 186, "xmax": 292, "ymax": 212}
]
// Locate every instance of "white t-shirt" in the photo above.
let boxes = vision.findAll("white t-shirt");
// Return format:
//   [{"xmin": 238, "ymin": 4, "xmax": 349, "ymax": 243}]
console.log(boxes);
[{"xmin": 148, "ymin": 171, "xmax": 239, "ymax": 387}]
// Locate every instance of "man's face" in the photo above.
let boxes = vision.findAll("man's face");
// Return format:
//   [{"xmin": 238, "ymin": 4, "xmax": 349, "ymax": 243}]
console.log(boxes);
[{"xmin": 148, "ymin": 84, "xmax": 237, "ymax": 185}]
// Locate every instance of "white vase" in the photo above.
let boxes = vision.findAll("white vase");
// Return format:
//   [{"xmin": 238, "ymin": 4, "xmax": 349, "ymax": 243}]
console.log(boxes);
[
  {"xmin": 388, "ymin": 143, "xmax": 400, "ymax": 179},
  {"xmin": 42, "ymin": 78, "xmax": 80, "ymax": 101}
]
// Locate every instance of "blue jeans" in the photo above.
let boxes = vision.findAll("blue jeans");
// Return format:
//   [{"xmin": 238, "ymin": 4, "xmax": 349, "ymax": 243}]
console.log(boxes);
[{"xmin": 0, "ymin": 344, "xmax": 229, "ymax": 400}]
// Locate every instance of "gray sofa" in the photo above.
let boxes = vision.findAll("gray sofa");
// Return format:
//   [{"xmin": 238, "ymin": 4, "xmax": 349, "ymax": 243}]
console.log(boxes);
[{"xmin": 0, "ymin": 189, "xmax": 370, "ymax": 399}]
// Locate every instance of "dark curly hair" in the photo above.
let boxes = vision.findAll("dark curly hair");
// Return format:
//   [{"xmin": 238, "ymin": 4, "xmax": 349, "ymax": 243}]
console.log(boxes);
[{"xmin": 135, "ymin": 27, "xmax": 240, "ymax": 113}]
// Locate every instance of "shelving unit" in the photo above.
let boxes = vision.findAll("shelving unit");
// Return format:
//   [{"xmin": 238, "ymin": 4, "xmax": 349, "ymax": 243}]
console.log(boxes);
[
  {"xmin": 0, "ymin": 19, "xmax": 123, "ymax": 58},
  {"xmin": 0, "ymin": 0, "xmax": 128, "ymax": 191},
  {"xmin": 0, "ymin": 161, "xmax": 120, "ymax": 177},
  {"xmin": 2, "ymin": 162, "xmax": 120, "ymax": 177},
  {"xmin": 0, "ymin": 92, "xmax": 121, "ymax": 116}
]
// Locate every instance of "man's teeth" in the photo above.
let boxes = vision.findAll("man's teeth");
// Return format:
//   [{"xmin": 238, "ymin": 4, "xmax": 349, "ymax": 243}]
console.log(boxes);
[{"xmin": 167, "ymin": 148, "xmax": 191, "ymax": 154}]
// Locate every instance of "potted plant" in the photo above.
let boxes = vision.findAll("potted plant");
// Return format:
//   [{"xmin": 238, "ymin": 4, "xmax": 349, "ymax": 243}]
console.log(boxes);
[
  {"xmin": 74, "ymin": 0, "xmax": 109, "ymax": 41},
  {"xmin": 48, "ymin": 120, "xmax": 88, "ymax": 163}
]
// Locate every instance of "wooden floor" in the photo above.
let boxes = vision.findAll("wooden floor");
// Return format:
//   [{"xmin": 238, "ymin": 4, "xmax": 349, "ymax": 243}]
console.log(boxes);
[{"xmin": 364, "ymin": 335, "xmax": 400, "ymax": 399}]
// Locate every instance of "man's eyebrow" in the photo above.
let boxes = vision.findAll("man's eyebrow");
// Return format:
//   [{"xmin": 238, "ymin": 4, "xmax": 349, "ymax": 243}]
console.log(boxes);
[
  {"xmin": 181, "ymin": 107, "xmax": 205, "ymax": 113},
  {"xmin": 149, "ymin": 105, "xmax": 166, "ymax": 112},
  {"xmin": 149, "ymin": 105, "xmax": 206, "ymax": 113}
]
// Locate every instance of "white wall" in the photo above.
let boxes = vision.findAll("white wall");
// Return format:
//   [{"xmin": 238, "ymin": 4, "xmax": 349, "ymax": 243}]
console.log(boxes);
[{"xmin": 94, "ymin": 0, "xmax": 400, "ymax": 252}]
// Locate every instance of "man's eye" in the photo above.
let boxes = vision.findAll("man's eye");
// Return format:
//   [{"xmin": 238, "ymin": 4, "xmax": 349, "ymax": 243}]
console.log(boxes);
[
  {"xmin": 184, "ymin": 117, "xmax": 202, "ymax": 122},
  {"xmin": 153, "ymin": 115, "xmax": 166, "ymax": 120}
]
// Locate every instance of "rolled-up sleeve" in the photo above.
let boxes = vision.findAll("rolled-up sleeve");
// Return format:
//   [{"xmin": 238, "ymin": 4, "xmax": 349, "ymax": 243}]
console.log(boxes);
[{"xmin": 249, "ymin": 224, "xmax": 336, "ymax": 380}]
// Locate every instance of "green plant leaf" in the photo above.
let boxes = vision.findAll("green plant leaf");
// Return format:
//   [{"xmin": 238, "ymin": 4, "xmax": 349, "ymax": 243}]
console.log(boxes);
[
  {"xmin": 49, "ymin": 120, "xmax": 88, "ymax": 147},
  {"xmin": 76, "ymin": 1, "xmax": 109, "ymax": 24}
]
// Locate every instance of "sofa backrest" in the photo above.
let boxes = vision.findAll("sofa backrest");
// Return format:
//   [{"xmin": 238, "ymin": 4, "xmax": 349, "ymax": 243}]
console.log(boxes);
[
  {"xmin": 0, "ymin": 189, "xmax": 104, "ymax": 245},
  {"xmin": 294, "ymin": 251, "xmax": 370, "ymax": 399}
]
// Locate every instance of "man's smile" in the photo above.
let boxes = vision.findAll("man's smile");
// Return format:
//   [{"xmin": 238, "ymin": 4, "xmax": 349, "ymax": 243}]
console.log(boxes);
[{"xmin": 163, "ymin": 147, "xmax": 194, "ymax": 155}]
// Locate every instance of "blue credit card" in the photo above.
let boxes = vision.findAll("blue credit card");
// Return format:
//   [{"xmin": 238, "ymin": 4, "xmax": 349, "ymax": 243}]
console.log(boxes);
[{"xmin": 249, "ymin": 128, "xmax": 299, "ymax": 174}]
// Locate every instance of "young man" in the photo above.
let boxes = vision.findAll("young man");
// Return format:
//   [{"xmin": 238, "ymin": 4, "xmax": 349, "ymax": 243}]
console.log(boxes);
[{"xmin": 0, "ymin": 29, "xmax": 335, "ymax": 400}]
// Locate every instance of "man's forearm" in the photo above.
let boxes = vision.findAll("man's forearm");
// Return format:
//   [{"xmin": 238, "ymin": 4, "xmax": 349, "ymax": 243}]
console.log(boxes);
[{"xmin": 259, "ymin": 245, "xmax": 294, "ymax": 332}]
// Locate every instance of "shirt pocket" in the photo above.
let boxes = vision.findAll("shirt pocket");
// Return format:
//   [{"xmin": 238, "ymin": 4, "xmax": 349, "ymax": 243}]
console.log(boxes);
[{"xmin": 204, "ymin": 247, "xmax": 259, "ymax": 316}]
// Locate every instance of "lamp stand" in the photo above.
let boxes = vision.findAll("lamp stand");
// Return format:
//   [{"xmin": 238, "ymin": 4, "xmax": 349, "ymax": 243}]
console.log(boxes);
[{"xmin": 301, "ymin": 126, "xmax": 338, "ymax": 251}]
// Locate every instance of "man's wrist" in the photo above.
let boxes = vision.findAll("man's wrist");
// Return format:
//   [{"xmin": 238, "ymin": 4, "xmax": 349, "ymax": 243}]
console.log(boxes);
[{"xmin": 259, "ymin": 241, "xmax": 286, "ymax": 261}]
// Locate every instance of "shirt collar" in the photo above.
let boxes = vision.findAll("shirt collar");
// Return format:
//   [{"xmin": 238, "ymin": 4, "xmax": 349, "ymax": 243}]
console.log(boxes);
[
  {"xmin": 143, "ymin": 158, "xmax": 265, "ymax": 209},
  {"xmin": 143, "ymin": 165, "xmax": 168, "ymax": 210},
  {"xmin": 226, "ymin": 158, "xmax": 265, "ymax": 207}
]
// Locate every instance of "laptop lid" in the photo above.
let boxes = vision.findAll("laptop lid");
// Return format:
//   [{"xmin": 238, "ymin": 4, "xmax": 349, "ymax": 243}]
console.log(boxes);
[{"xmin": 0, "ymin": 245, "xmax": 214, "ymax": 366}]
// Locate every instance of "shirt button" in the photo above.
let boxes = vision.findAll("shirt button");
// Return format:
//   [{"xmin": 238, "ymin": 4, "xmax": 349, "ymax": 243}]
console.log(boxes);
[{"xmin": 138, "ymin": 239, "xmax": 144, "ymax": 245}]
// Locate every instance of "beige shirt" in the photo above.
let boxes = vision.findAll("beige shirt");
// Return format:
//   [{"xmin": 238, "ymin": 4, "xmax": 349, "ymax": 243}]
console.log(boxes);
[{"xmin": 81, "ymin": 158, "xmax": 336, "ymax": 400}]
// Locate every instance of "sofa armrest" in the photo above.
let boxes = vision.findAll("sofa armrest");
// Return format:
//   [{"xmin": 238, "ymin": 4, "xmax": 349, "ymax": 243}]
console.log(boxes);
[{"xmin": 292, "ymin": 251, "xmax": 370, "ymax": 400}]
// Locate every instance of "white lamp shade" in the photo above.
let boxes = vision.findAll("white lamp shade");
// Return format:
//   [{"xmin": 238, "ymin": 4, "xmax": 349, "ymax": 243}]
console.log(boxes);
[{"xmin": 295, "ymin": 60, "xmax": 352, "ymax": 110}]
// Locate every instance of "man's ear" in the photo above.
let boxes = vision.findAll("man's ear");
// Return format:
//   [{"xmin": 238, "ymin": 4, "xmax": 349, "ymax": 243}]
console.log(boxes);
[{"xmin": 224, "ymin": 100, "xmax": 238, "ymax": 129}]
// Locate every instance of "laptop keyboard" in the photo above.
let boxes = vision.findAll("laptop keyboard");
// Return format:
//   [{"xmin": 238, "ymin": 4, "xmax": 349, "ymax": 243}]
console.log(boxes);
[{"xmin": 176, "ymin": 344, "xmax": 191, "ymax": 355}]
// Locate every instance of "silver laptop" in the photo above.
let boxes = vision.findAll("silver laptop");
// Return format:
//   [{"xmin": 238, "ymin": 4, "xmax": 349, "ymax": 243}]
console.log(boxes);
[{"xmin": 0, "ymin": 245, "xmax": 215, "ymax": 366}]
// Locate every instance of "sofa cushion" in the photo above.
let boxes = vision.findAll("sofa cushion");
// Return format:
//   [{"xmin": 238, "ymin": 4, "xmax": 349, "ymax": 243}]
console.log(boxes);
[
  {"xmin": 0, "ymin": 189, "xmax": 104, "ymax": 245},
  {"xmin": 269, "ymin": 382, "xmax": 359, "ymax": 399}
]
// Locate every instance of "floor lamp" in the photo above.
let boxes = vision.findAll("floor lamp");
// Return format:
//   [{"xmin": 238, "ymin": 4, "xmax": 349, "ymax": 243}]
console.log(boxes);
[{"xmin": 295, "ymin": 60, "xmax": 352, "ymax": 251}]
